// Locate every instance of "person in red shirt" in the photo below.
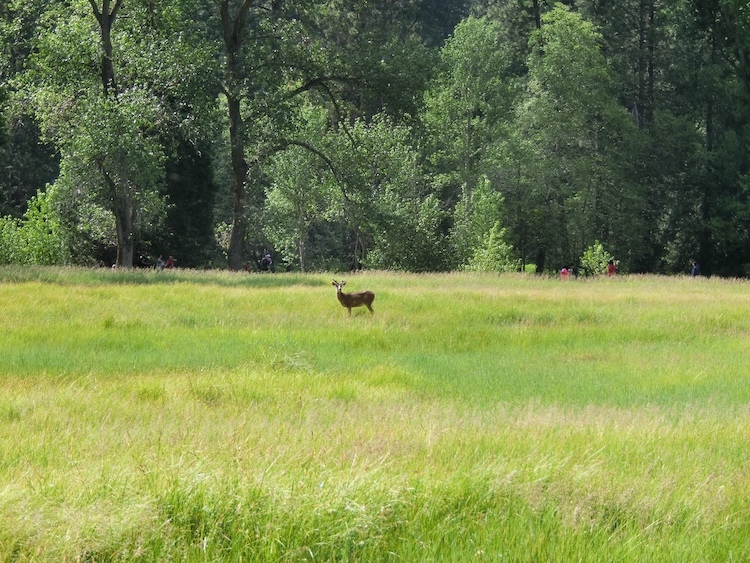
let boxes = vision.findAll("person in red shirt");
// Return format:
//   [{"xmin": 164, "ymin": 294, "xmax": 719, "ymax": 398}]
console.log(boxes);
[{"xmin": 606, "ymin": 259, "xmax": 617, "ymax": 276}]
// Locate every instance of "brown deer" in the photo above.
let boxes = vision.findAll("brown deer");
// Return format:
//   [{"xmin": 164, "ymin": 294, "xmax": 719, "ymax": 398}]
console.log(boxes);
[{"xmin": 332, "ymin": 280, "xmax": 375, "ymax": 316}]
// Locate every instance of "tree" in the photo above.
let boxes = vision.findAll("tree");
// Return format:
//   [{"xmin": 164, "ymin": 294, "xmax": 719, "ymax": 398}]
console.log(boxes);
[
  {"xmin": 217, "ymin": 0, "xmax": 341, "ymax": 270},
  {"xmin": 575, "ymin": 0, "xmax": 662, "ymax": 129},
  {"xmin": 579, "ymin": 240, "xmax": 615, "ymax": 276},
  {"xmin": 216, "ymin": 0, "xmax": 437, "ymax": 270},
  {"xmin": 320, "ymin": 113, "xmax": 448, "ymax": 271},
  {"xmin": 503, "ymin": 4, "xmax": 642, "ymax": 272},
  {"xmin": 450, "ymin": 175, "xmax": 507, "ymax": 269},
  {"xmin": 311, "ymin": 0, "xmax": 437, "ymax": 122},
  {"xmin": 462, "ymin": 222, "xmax": 520, "ymax": 273},
  {"xmin": 0, "ymin": 0, "xmax": 59, "ymax": 219},
  {"xmin": 415, "ymin": 0, "xmax": 471, "ymax": 47},
  {"xmin": 24, "ymin": 1, "xmax": 163, "ymax": 267},
  {"xmin": 264, "ymin": 106, "xmax": 336, "ymax": 272},
  {"xmin": 421, "ymin": 16, "xmax": 517, "ymax": 207},
  {"xmin": 24, "ymin": 0, "xmax": 218, "ymax": 267},
  {"xmin": 659, "ymin": 0, "xmax": 750, "ymax": 275},
  {"xmin": 8, "ymin": 0, "xmax": 750, "ymax": 275},
  {"xmin": 576, "ymin": 0, "xmax": 750, "ymax": 275},
  {"xmin": 156, "ymin": 136, "xmax": 222, "ymax": 268}
]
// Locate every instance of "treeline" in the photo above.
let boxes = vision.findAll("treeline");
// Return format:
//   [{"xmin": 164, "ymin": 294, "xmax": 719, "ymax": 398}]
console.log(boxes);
[{"xmin": 1, "ymin": 0, "xmax": 749, "ymax": 276}]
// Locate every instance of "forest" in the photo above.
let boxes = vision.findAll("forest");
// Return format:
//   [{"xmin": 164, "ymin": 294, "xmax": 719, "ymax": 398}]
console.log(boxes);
[{"xmin": 1, "ymin": 0, "xmax": 749, "ymax": 276}]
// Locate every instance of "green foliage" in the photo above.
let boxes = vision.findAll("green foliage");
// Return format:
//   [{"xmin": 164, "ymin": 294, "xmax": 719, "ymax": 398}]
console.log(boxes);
[
  {"xmin": 366, "ymin": 193, "xmax": 449, "ymax": 272},
  {"xmin": 155, "ymin": 137, "xmax": 220, "ymax": 268},
  {"xmin": 20, "ymin": 0, "xmax": 215, "ymax": 266},
  {"xmin": 0, "ymin": 217, "xmax": 18, "ymax": 264},
  {"xmin": 450, "ymin": 175, "xmax": 505, "ymax": 268},
  {"xmin": 323, "ymin": 113, "xmax": 448, "ymax": 270},
  {"xmin": 0, "ymin": 189, "xmax": 69, "ymax": 265},
  {"xmin": 265, "ymin": 145, "xmax": 333, "ymax": 272},
  {"xmin": 311, "ymin": 0, "xmax": 437, "ymax": 120},
  {"xmin": 503, "ymin": 4, "xmax": 641, "ymax": 271},
  {"xmin": 4, "ymin": 0, "xmax": 750, "ymax": 274},
  {"xmin": 53, "ymin": 91, "xmax": 166, "ymax": 196},
  {"xmin": 579, "ymin": 240, "xmax": 615, "ymax": 276},
  {"xmin": 0, "ymin": 111, "xmax": 59, "ymax": 219},
  {"xmin": 526, "ymin": 5, "xmax": 611, "ymax": 121},
  {"xmin": 462, "ymin": 221, "xmax": 520, "ymax": 273},
  {"xmin": 421, "ymin": 16, "xmax": 517, "ymax": 203},
  {"xmin": 0, "ymin": 0, "xmax": 61, "ymax": 219},
  {"xmin": 262, "ymin": 105, "xmax": 338, "ymax": 272}
]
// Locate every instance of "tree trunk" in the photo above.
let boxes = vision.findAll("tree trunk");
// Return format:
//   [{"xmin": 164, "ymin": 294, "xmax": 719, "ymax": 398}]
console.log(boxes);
[
  {"xmin": 101, "ymin": 167, "xmax": 135, "ymax": 268},
  {"xmin": 226, "ymin": 93, "xmax": 249, "ymax": 270},
  {"xmin": 531, "ymin": 0, "xmax": 541, "ymax": 30},
  {"xmin": 115, "ymin": 195, "xmax": 136, "ymax": 268},
  {"xmin": 298, "ymin": 235, "xmax": 306, "ymax": 273},
  {"xmin": 89, "ymin": 0, "xmax": 122, "ymax": 96},
  {"xmin": 636, "ymin": 0, "xmax": 656, "ymax": 128},
  {"xmin": 221, "ymin": 0, "xmax": 254, "ymax": 270},
  {"xmin": 646, "ymin": 0, "xmax": 655, "ymax": 126},
  {"xmin": 91, "ymin": 0, "xmax": 138, "ymax": 269},
  {"xmin": 535, "ymin": 249, "xmax": 545, "ymax": 275}
]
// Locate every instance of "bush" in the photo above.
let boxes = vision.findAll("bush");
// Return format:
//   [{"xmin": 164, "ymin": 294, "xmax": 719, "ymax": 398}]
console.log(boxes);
[
  {"xmin": 579, "ymin": 240, "xmax": 614, "ymax": 276},
  {"xmin": 462, "ymin": 222, "xmax": 520, "ymax": 273},
  {"xmin": 0, "ymin": 189, "xmax": 70, "ymax": 265},
  {"xmin": 0, "ymin": 217, "xmax": 20, "ymax": 264},
  {"xmin": 450, "ymin": 177, "xmax": 504, "ymax": 270}
]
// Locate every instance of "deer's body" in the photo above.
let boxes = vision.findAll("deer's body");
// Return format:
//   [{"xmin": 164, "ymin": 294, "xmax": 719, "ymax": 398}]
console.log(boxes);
[{"xmin": 332, "ymin": 280, "xmax": 375, "ymax": 315}]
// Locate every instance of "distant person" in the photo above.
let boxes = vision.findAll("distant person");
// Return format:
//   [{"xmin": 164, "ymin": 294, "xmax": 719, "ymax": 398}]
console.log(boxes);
[
  {"xmin": 560, "ymin": 266, "xmax": 570, "ymax": 281},
  {"xmin": 165, "ymin": 256, "xmax": 176, "ymax": 269},
  {"xmin": 137, "ymin": 253, "xmax": 151, "ymax": 268},
  {"xmin": 156, "ymin": 255, "xmax": 165, "ymax": 270},
  {"xmin": 260, "ymin": 251, "xmax": 273, "ymax": 272},
  {"xmin": 607, "ymin": 259, "xmax": 618, "ymax": 277},
  {"xmin": 691, "ymin": 261, "xmax": 701, "ymax": 277}
]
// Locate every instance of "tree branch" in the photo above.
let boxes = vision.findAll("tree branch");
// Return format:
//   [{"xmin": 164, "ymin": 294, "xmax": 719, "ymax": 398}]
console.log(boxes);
[
  {"xmin": 111, "ymin": 0, "xmax": 124, "ymax": 22},
  {"xmin": 286, "ymin": 76, "xmax": 356, "ymax": 99},
  {"xmin": 87, "ymin": 0, "xmax": 102, "ymax": 22},
  {"xmin": 286, "ymin": 77, "xmax": 360, "ymax": 152},
  {"xmin": 265, "ymin": 139, "xmax": 353, "ymax": 203}
]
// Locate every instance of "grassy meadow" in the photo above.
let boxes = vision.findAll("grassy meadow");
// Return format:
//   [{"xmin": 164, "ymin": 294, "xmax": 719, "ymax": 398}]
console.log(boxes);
[{"xmin": 0, "ymin": 266, "xmax": 749, "ymax": 561}]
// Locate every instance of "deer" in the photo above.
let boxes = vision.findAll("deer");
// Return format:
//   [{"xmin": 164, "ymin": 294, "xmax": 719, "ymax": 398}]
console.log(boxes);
[{"xmin": 332, "ymin": 279, "xmax": 375, "ymax": 316}]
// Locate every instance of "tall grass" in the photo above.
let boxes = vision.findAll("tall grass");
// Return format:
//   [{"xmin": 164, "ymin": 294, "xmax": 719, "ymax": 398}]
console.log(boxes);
[{"xmin": 0, "ymin": 267, "xmax": 749, "ymax": 560}]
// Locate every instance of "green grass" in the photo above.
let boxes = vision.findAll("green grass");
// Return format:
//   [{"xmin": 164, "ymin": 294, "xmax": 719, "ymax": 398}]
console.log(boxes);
[{"xmin": 0, "ymin": 267, "xmax": 749, "ymax": 560}]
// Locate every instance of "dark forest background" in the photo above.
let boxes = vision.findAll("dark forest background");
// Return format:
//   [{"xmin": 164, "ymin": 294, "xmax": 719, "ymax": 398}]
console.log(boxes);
[{"xmin": 1, "ymin": 0, "xmax": 749, "ymax": 276}]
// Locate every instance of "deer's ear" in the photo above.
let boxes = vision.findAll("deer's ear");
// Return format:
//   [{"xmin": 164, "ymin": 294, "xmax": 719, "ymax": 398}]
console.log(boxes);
[
  {"xmin": 332, "ymin": 280, "xmax": 337, "ymax": 286},
  {"xmin": 341, "ymin": 280, "xmax": 346, "ymax": 286}
]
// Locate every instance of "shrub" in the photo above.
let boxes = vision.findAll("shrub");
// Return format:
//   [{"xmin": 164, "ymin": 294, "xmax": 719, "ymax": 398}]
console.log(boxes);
[
  {"xmin": 462, "ymin": 222, "xmax": 520, "ymax": 273},
  {"xmin": 0, "ymin": 189, "xmax": 70, "ymax": 265},
  {"xmin": 579, "ymin": 240, "xmax": 614, "ymax": 276},
  {"xmin": 0, "ymin": 217, "xmax": 20, "ymax": 264}
]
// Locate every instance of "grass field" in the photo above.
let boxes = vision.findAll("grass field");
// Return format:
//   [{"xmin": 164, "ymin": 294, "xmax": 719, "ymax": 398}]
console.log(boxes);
[{"xmin": 0, "ymin": 267, "xmax": 749, "ymax": 561}]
